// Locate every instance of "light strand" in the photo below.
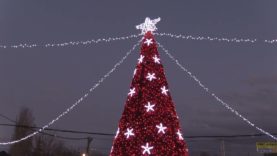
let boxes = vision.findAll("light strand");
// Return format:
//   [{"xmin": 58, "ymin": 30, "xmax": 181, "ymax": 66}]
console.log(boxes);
[
  {"xmin": 154, "ymin": 32, "xmax": 257, "ymax": 43},
  {"xmin": 156, "ymin": 41, "xmax": 277, "ymax": 141},
  {"xmin": 0, "ymin": 40, "xmax": 141, "ymax": 145},
  {"xmin": 265, "ymin": 39, "xmax": 277, "ymax": 44},
  {"xmin": 0, "ymin": 34, "xmax": 141, "ymax": 49}
]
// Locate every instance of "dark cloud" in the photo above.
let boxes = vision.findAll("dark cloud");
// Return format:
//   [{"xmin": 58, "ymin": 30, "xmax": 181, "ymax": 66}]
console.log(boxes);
[{"xmin": 244, "ymin": 75, "xmax": 277, "ymax": 87}]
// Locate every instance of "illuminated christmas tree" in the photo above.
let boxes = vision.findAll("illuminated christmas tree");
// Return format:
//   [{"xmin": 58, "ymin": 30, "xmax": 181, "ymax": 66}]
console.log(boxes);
[{"xmin": 110, "ymin": 17, "xmax": 189, "ymax": 156}]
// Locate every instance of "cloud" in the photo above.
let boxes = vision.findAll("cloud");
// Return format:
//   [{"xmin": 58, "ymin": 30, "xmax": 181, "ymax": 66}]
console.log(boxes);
[
  {"xmin": 180, "ymin": 84, "xmax": 277, "ymax": 137},
  {"xmin": 243, "ymin": 75, "xmax": 277, "ymax": 87}
]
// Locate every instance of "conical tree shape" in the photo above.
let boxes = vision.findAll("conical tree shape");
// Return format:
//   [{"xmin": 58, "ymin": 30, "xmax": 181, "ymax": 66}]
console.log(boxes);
[{"xmin": 110, "ymin": 32, "xmax": 189, "ymax": 156}]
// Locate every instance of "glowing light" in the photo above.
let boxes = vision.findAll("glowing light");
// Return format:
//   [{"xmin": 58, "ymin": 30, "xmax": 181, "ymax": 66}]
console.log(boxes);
[
  {"xmin": 0, "ymin": 39, "xmax": 142, "ymax": 145},
  {"xmin": 128, "ymin": 88, "xmax": 136, "ymax": 97},
  {"xmin": 133, "ymin": 69, "xmax": 137, "ymax": 77},
  {"xmin": 161, "ymin": 86, "xmax": 169, "ymax": 95},
  {"xmin": 110, "ymin": 32, "xmax": 188, "ymax": 155},
  {"xmin": 154, "ymin": 32, "xmax": 257, "ymax": 43},
  {"xmin": 141, "ymin": 143, "xmax": 154, "ymax": 155},
  {"xmin": 136, "ymin": 17, "xmax": 161, "ymax": 34},
  {"xmin": 124, "ymin": 128, "xmax": 135, "ymax": 139},
  {"xmin": 115, "ymin": 128, "xmax": 120, "ymax": 138},
  {"xmin": 156, "ymin": 123, "xmax": 167, "ymax": 134},
  {"xmin": 157, "ymin": 41, "xmax": 277, "ymax": 141},
  {"xmin": 146, "ymin": 73, "xmax": 156, "ymax": 81},
  {"xmin": 144, "ymin": 38, "xmax": 153, "ymax": 46},
  {"xmin": 153, "ymin": 55, "xmax": 160, "ymax": 64},
  {"xmin": 0, "ymin": 34, "xmax": 141, "ymax": 49},
  {"xmin": 138, "ymin": 55, "xmax": 144, "ymax": 64},
  {"xmin": 177, "ymin": 130, "xmax": 184, "ymax": 140},
  {"xmin": 144, "ymin": 102, "xmax": 155, "ymax": 112}
]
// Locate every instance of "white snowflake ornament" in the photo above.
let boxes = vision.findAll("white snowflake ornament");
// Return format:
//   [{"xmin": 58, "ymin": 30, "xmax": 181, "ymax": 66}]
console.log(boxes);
[
  {"xmin": 146, "ymin": 73, "xmax": 156, "ymax": 81},
  {"xmin": 141, "ymin": 143, "xmax": 154, "ymax": 155},
  {"xmin": 144, "ymin": 102, "xmax": 155, "ymax": 112},
  {"xmin": 156, "ymin": 123, "xmax": 167, "ymax": 134},
  {"xmin": 144, "ymin": 38, "xmax": 153, "ymax": 46},
  {"xmin": 124, "ymin": 128, "xmax": 135, "ymax": 139},
  {"xmin": 128, "ymin": 88, "xmax": 136, "ymax": 97}
]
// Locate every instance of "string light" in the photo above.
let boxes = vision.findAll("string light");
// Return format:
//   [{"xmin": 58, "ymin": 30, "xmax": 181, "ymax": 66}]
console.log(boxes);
[
  {"xmin": 2, "ymin": 31, "xmax": 277, "ymax": 49},
  {"xmin": 154, "ymin": 32, "xmax": 257, "ymax": 43},
  {"xmin": 110, "ymin": 32, "xmax": 188, "ymax": 155},
  {"xmin": 156, "ymin": 41, "xmax": 277, "ymax": 141},
  {"xmin": 0, "ymin": 34, "xmax": 141, "ymax": 49},
  {"xmin": 0, "ymin": 40, "xmax": 141, "ymax": 145},
  {"xmin": 265, "ymin": 39, "xmax": 277, "ymax": 44}
]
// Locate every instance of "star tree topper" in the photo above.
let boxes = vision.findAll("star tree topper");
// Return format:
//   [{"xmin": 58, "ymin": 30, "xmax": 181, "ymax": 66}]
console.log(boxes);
[{"xmin": 136, "ymin": 17, "xmax": 161, "ymax": 34}]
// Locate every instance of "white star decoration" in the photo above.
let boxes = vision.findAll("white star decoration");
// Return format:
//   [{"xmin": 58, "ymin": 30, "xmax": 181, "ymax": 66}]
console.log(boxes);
[
  {"xmin": 136, "ymin": 17, "xmax": 161, "ymax": 34},
  {"xmin": 146, "ymin": 73, "xmax": 156, "ymax": 81},
  {"xmin": 115, "ymin": 128, "xmax": 120, "ymax": 138},
  {"xmin": 156, "ymin": 123, "xmax": 167, "ymax": 134},
  {"xmin": 177, "ymin": 130, "xmax": 184, "ymax": 140},
  {"xmin": 144, "ymin": 38, "xmax": 153, "ymax": 46},
  {"xmin": 161, "ymin": 86, "xmax": 169, "ymax": 95},
  {"xmin": 153, "ymin": 55, "xmax": 160, "ymax": 64},
  {"xmin": 124, "ymin": 128, "xmax": 135, "ymax": 139},
  {"xmin": 144, "ymin": 102, "xmax": 155, "ymax": 112},
  {"xmin": 138, "ymin": 55, "xmax": 144, "ymax": 64},
  {"xmin": 128, "ymin": 88, "xmax": 136, "ymax": 97},
  {"xmin": 141, "ymin": 143, "xmax": 154, "ymax": 155}
]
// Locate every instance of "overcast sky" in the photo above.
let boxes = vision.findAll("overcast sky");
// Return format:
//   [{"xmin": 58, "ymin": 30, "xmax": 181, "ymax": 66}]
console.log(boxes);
[{"xmin": 0, "ymin": 0, "xmax": 277, "ymax": 155}]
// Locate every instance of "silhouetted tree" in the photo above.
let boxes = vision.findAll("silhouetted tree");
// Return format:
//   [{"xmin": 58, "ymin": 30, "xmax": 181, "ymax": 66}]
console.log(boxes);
[
  {"xmin": 0, "ymin": 151, "xmax": 10, "ymax": 156},
  {"xmin": 200, "ymin": 151, "xmax": 211, "ymax": 156},
  {"xmin": 9, "ymin": 107, "xmax": 35, "ymax": 156},
  {"xmin": 33, "ymin": 134, "xmax": 79, "ymax": 156},
  {"xmin": 9, "ymin": 107, "xmax": 86, "ymax": 156}
]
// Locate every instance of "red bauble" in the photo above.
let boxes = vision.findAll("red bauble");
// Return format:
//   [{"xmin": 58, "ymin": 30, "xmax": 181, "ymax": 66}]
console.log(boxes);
[{"xmin": 110, "ymin": 32, "xmax": 189, "ymax": 156}]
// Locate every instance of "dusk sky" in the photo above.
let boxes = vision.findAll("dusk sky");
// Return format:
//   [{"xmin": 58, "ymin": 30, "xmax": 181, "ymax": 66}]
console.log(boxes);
[{"xmin": 0, "ymin": 1, "xmax": 277, "ymax": 155}]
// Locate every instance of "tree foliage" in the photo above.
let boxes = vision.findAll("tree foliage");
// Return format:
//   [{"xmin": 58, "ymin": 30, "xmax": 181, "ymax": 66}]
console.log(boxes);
[{"xmin": 9, "ymin": 107, "xmax": 35, "ymax": 156}]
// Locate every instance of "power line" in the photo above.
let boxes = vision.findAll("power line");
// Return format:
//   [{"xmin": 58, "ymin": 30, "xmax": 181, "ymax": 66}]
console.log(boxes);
[
  {"xmin": 0, "ymin": 123, "xmax": 114, "ymax": 136},
  {"xmin": 0, "ymin": 123, "xmax": 276, "ymax": 139},
  {"xmin": 0, "ymin": 114, "xmax": 87, "ymax": 141},
  {"xmin": 0, "ymin": 40, "xmax": 141, "ymax": 145},
  {"xmin": 157, "ymin": 41, "xmax": 277, "ymax": 141},
  {"xmin": 37, "ymin": 131, "xmax": 88, "ymax": 141},
  {"xmin": 0, "ymin": 114, "xmax": 16, "ymax": 123}
]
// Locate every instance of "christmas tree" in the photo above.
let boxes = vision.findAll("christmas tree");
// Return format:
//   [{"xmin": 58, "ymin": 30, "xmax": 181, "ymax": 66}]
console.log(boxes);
[{"xmin": 110, "ymin": 17, "xmax": 189, "ymax": 156}]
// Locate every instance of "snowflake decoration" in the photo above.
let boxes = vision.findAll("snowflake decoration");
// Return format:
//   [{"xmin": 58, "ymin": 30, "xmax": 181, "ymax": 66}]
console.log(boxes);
[
  {"xmin": 128, "ymin": 88, "xmax": 136, "ymax": 97},
  {"xmin": 144, "ymin": 38, "xmax": 153, "ymax": 46},
  {"xmin": 146, "ymin": 73, "xmax": 156, "ymax": 81},
  {"xmin": 161, "ymin": 86, "xmax": 169, "ymax": 95},
  {"xmin": 138, "ymin": 55, "xmax": 144, "ymax": 64},
  {"xmin": 144, "ymin": 102, "xmax": 155, "ymax": 112},
  {"xmin": 177, "ymin": 130, "xmax": 184, "ymax": 140},
  {"xmin": 156, "ymin": 123, "xmax": 167, "ymax": 134},
  {"xmin": 141, "ymin": 143, "xmax": 154, "ymax": 155},
  {"xmin": 124, "ymin": 128, "xmax": 135, "ymax": 139},
  {"xmin": 153, "ymin": 55, "xmax": 160, "ymax": 64}
]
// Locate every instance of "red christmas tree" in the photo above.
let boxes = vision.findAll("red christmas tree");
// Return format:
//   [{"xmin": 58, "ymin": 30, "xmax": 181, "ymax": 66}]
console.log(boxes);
[{"xmin": 110, "ymin": 18, "xmax": 189, "ymax": 156}]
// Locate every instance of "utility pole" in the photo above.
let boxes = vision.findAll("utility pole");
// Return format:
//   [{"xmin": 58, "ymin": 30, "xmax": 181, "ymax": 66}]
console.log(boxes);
[
  {"xmin": 86, "ymin": 137, "xmax": 93, "ymax": 156},
  {"xmin": 220, "ymin": 139, "xmax": 226, "ymax": 156}
]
